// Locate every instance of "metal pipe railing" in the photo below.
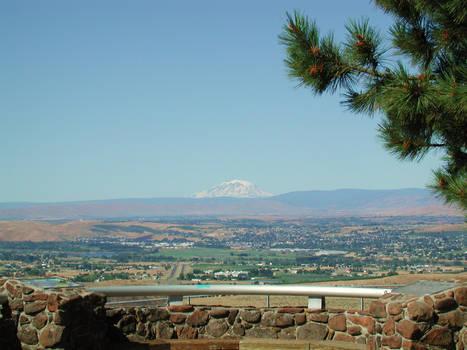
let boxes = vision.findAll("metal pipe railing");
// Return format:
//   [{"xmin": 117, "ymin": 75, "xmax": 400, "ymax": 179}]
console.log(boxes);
[
  {"xmin": 106, "ymin": 297, "xmax": 170, "ymax": 306},
  {"xmin": 90, "ymin": 284, "xmax": 391, "ymax": 298}
]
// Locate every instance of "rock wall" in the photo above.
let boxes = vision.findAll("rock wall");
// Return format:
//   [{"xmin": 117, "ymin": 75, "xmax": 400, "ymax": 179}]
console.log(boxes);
[
  {"xmin": 107, "ymin": 286, "xmax": 467, "ymax": 350},
  {"xmin": 1, "ymin": 278, "xmax": 466, "ymax": 349},
  {"xmin": 372, "ymin": 287, "xmax": 467, "ymax": 350},
  {"xmin": 0, "ymin": 278, "xmax": 108, "ymax": 350}
]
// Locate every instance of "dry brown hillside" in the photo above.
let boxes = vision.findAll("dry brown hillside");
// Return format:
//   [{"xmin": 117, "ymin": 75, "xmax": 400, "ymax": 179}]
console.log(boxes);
[
  {"xmin": 0, "ymin": 218, "xmax": 464, "ymax": 242},
  {"xmin": 0, "ymin": 220, "xmax": 222, "ymax": 242}
]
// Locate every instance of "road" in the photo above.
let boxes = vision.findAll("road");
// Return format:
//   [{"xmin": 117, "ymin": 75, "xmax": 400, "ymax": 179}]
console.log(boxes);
[{"xmin": 167, "ymin": 263, "xmax": 185, "ymax": 281}]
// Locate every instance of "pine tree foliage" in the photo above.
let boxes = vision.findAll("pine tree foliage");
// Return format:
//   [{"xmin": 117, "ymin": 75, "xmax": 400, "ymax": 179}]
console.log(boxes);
[{"xmin": 280, "ymin": 0, "xmax": 466, "ymax": 211}]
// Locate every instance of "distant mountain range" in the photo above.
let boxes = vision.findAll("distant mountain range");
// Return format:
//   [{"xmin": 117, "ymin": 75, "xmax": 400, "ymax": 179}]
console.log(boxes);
[{"xmin": 0, "ymin": 188, "xmax": 461, "ymax": 220}]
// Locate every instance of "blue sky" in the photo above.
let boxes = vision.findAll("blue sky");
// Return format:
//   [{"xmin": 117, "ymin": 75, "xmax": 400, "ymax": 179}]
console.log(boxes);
[{"xmin": 1, "ymin": 0, "xmax": 443, "ymax": 202}]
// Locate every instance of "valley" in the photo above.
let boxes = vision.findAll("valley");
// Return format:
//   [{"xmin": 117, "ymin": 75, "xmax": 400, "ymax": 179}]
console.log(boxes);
[{"xmin": 0, "ymin": 215, "xmax": 465, "ymax": 288}]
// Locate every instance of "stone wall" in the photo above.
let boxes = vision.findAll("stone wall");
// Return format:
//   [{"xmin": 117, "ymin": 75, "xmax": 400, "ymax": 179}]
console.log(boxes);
[
  {"xmin": 0, "ymin": 278, "xmax": 108, "ymax": 350},
  {"xmin": 1, "ymin": 278, "xmax": 466, "ymax": 349},
  {"xmin": 107, "ymin": 286, "xmax": 467, "ymax": 350},
  {"xmin": 372, "ymin": 287, "xmax": 467, "ymax": 350}
]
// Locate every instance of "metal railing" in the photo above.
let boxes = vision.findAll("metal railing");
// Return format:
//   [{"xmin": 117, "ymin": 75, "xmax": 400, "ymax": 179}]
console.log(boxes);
[
  {"xmin": 0, "ymin": 284, "xmax": 391, "ymax": 309},
  {"xmin": 90, "ymin": 284, "xmax": 391, "ymax": 309}
]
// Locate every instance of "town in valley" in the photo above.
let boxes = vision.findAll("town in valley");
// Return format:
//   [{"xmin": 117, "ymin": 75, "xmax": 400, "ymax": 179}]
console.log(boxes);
[{"xmin": 1, "ymin": 215, "xmax": 465, "ymax": 287}]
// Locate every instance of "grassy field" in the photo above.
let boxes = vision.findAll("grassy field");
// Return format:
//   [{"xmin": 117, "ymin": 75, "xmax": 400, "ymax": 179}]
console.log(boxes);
[
  {"xmin": 156, "ymin": 248, "xmax": 305, "ymax": 262},
  {"xmin": 157, "ymin": 248, "xmax": 231, "ymax": 258}
]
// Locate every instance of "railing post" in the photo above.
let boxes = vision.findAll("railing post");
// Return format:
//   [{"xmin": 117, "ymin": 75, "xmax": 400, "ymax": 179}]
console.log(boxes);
[
  {"xmin": 308, "ymin": 296, "xmax": 325, "ymax": 309},
  {"xmin": 360, "ymin": 297, "xmax": 364, "ymax": 310},
  {"xmin": 266, "ymin": 295, "xmax": 270, "ymax": 308},
  {"xmin": 187, "ymin": 295, "xmax": 191, "ymax": 305}
]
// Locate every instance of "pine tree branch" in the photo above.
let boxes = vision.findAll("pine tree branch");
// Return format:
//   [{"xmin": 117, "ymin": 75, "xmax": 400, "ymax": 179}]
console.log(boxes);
[
  {"xmin": 281, "ymin": 1, "xmax": 466, "ymax": 212},
  {"xmin": 348, "ymin": 64, "xmax": 390, "ymax": 79}
]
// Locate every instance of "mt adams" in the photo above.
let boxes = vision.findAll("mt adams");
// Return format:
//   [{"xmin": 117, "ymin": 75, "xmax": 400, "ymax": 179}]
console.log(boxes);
[{"xmin": 193, "ymin": 180, "xmax": 272, "ymax": 198}]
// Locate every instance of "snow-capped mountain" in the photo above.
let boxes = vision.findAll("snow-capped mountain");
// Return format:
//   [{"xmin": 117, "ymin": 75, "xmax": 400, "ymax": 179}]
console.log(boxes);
[{"xmin": 193, "ymin": 180, "xmax": 273, "ymax": 198}]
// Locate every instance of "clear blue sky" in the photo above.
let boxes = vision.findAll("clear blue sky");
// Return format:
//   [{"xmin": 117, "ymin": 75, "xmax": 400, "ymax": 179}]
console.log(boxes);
[{"xmin": 1, "ymin": 0, "xmax": 443, "ymax": 202}]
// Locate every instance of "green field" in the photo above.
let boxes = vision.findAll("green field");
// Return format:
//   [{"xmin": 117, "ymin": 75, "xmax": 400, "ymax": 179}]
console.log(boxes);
[{"xmin": 157, "ymin": 248, "xmax": 232, "ymax": 258}]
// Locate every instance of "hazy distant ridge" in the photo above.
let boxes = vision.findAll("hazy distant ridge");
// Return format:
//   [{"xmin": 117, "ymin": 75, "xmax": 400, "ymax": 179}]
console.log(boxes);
[
  {"xmin": 0, "ymin": 188, "xmax": 460, "ymax": 220},
  {"xmin": 275, "ymin": 188, "xmax": 433, "ymax": 209}
]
